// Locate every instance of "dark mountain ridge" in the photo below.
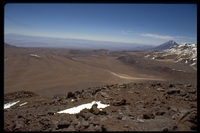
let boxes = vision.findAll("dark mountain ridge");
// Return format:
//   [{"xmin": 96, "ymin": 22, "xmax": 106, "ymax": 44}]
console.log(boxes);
[
  {"xmin": 4, "ymin": 43, "xmax": 17, "ymax": 48},
  {"xmin": 151, "ymin": 40, "xmax": 178, "ymax": 50}
]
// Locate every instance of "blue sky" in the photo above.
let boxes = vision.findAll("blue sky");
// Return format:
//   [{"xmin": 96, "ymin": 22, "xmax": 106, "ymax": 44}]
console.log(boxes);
[{"xmin": 4, "ymin": 3, "xmax": 197, "ymax": 46}]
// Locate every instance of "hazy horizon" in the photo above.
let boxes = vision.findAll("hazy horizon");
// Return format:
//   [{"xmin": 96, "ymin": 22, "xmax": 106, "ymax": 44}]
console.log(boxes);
[
  {"xmin": 5, "ymin": 33, "xmax": 155, "ymax": 50},
  {"xmin": 4, "ymin": 4, "xmax": 197, "ymax": 48}
]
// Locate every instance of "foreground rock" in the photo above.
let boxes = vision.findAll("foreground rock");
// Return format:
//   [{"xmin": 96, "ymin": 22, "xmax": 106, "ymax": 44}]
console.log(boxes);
[{"xmin": 4, "ymin": 82, "xmax": 197, "ymax": 131}]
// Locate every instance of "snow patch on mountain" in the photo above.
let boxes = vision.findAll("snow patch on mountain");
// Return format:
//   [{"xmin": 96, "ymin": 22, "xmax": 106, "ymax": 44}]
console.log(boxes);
[{"xmin": 151, "ymin": 42, "xmax": 197, "ymax": 70}]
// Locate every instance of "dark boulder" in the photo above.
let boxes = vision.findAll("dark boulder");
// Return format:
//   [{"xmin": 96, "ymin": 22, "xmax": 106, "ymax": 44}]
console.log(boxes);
[
  {"xmin": 89, "ymin": 104, "xmax": 100, "ymax": 115},
  {"xmin": 67, "ymin": 92, "xmax": 75, "ymax": 98},
  {"xmin": 112, "ymin": 99, "xmax": 126, "ymax": 106},
  {"xmin": 143, "ymin": 112, "xmax": 155, "ymax": 119},
  {"xmin": 167, "ymin": 89, "xmax": 180, "ymax": 95}
]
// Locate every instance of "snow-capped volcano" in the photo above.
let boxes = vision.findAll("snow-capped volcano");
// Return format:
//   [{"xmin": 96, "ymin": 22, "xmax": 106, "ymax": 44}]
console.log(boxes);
[
  {"xmin": 150, "ymin": 42, "xmax": 197, "ymax": 70},
  {"xmin": 151, "ymin": 40, "xmax": 178, "ymax": 50},
  {"xmin": 165, "ymin": 43, "xmax": 197, "ymax": 62}
]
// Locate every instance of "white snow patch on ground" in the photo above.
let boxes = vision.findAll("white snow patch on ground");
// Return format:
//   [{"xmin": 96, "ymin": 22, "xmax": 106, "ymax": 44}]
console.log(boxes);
[
  {"xmin": 190, "ymin": 62, "xmax": 196, "ymax": 66},
  {"xmin": 175, "ymin": 58, "xmax": 182, "ymax": 62},
  {"xmin": 185, "ymin": 60, "xmax": 188, "ymax": 63},
  {"xmin": 57, "ymin": 101, "xmax": 110, "ymax": 114},
  {"xmin": 144, "ymin": 55, "xmax": 150, "ymax": 58},
  {"xmin": 172, "ymin": 69, "xmax": 185, "ymax": 72},
  {"xmin": 177, "ymin": 70, "xmax": 186, "ymax": 72},
  {"xmin": 4, "ymin": 57, "xmax": 10, "ymax": 61},
  {"xmin": 19, "ymin": 102, "xmax": 27, "ymax": 106},
  {"xmin": 30, "ymin": 54, "xmax": 41, "ymax": 58},
  {"xmin": 4, "ymin": 101, "xmax": 20, "ymax": 109}
]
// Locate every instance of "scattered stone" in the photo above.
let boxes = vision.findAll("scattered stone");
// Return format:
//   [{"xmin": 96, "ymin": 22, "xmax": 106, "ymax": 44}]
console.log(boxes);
[
  {"xmin": 128, "ymin": 112, "xmax": 135, "ymax": 117},
  {"xmin": 101, "ymin": 99, "xmax": 110, "ymax": 104},
  {"xmin": 188, "ymin": 89, "xmax": 196, "ymax": 94},
  {"xmin": 143, "ymin": 112, "xmax": 155, "ymax": 119},
  {"xmin": 57, "ymin": 120, "xmax": 71, "ymax": 129},
  {"xmin": 14, "ymin": 123, "xmax": 23, "ymax": 130},
  {"xmin": 118, "ymin": 115, "xmax": 122, "ymax": 120},
  {"xmin": 79, "ymin": 108, "xmax": 92, "ymax": 120},
  {"xmin": 136, "ymin": 119, "xmax": 144, "ymax": 123},
  {"xmin": 156, "ymin": 88, "xmax": 165, "ymax": 92},
  {"xmin": 87, "ymin": 124, "xmax": 95, "ymax": 131},
  {"xmin": 53, "ymin": 94, "xmax": 66, "ymax": 100},
  {"xmin": 99, "ymin": 116, "xmax": 108, "ymax": 122},
  {"xmin": 122, "ymin": 115, "xmax": 128, "ymax": 120},
  {"xmin": 170, "ymin": 106, "xmax": 178, "ymax": 112},
  {"xmin": 124, "ymin": 124, "xmax": 129, "ymax": 128},
  {"xmin": 90, "ymin": 117, "xmax": 100, "ymax": 126},
  {"xmin": 81, "ymin": 120, "xmax": 90, "ymax": 127},
  {"xmin": 75, "ymin": 91, "xmax": 81, "ymax": 96},
  {"xmin": 92, "ymin": 88, "xmax": 100, "ymax": 95},
  {"xmin": 155, "ymin": 110, "xmax": 166, "ymax": 116},
  {"xmin": 179, "ymin": 90, "xmax": 187, "ymax": 96},
  {"xmin": 134, "ymin": 91, "xmax": 140, "ymax": 94},
  {"xmin": 71, "ymin": 119, "xmax": 79, "ymax": 126},
  {"xmin": 100, "ymin": 92, "xmax": 110, "ymax": 98},
  {"xmin": 47, "ymin": 112, "xmax": 54, "ymax": 115},
  {"xmin": 65, "ymin": 125, "xmax": 76, "ymax": 131},
  {"xmin": 94, "ymin": 125, "xmax": 102, "ymax": 131},
  {"xmin": 112, "ymin": 99, "xmax": 126, "ymax": 106},
  {"xmin": 89, "ymin": 104, "xmax": 100, "ymax": 115},
  {"xmin": 127, "ymin": 91, "xmax": 133, "ymax": 93},
  {"xmin": 175, "ymin": 109, "xmax": 197, "ymax": 131},
  {"xmin": 101, "ymin": 123, "xmax": 124, "ymax": 131},
  {"xmin": 169, "ymin": 84, "xmax": 175, "ymax": 88},
  {"xmin": 151, "ymin": 84, "xmax": 156, "ymax": 87},
  {"xmin": 99, "ymin": 110, "xmax": 108, "ymax": 115},
  {"xmin": 167, "ymin": 89, "xmax": 180, "ymax": 95},
  {"xmin": 162, "ymin": 128, "xmax": 169, "ymax": 131},
  {"xmin": 74, "ymin": 122, "xmax": 81, "ymax": 130},
  {"xmin": 67, "ymin": 92, "xmax": 75, "ymax": 98},
  {"xmin": 190, "ymin": 103, "xmax": 197, "ymax": 108},
  {"xmin": 184, "ymin": 84, "xmax": 192, "ymax": 88},
  {"xmin": 119, "ymin": 84, "xmax": 127, "ymax": 88},
  {"xmin": 156, "ymin": 83, "xmax": 162, "ymax": 86}
]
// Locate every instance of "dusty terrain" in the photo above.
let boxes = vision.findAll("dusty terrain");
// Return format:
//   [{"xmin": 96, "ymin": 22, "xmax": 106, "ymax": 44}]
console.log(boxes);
[
  {"xmin": 4, "ymin": 47, "xmax": 196, "ymax": 96},
  {"xmin": 4, "ymin": 46, "xmax": 197, "ymax": 131}
]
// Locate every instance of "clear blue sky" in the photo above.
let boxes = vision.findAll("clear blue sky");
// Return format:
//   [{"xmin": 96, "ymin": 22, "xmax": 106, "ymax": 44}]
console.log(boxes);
[{"xmin": 4, "ymin": 3, "xmax": 197, "ymax": 45}]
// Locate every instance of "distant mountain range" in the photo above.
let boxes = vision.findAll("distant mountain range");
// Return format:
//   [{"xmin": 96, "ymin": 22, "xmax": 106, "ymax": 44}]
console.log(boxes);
[
  {"xmin": 4, "ymin": 43, "xmax": 17, "ymax": 48},
  {"xmin": 4, "ymin": 33, "xmax": 151, "ymax": 51},
  {"xmin": 131, "ymin": 45, "xmax": 155, "ymax": 51},
  {"xmin": 4, "ymin": 33, "xmax": 195, "ymax": 52},
  {"xmin": 150, "ymin": 40, "xmax": 178, "ymax": 50}
]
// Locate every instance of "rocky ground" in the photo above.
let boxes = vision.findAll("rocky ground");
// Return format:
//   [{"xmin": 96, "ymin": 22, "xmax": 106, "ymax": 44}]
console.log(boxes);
[{"xmin": 4, "ymin": 81, "xmax": 197, "ymax": 131}]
